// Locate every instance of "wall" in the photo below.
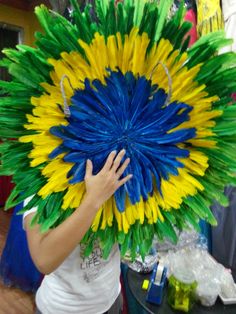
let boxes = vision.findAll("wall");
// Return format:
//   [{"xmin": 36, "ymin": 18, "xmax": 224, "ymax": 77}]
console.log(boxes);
[{"xmin": 0, "ymin": 3, "xmax": 43, "ymax": 46}]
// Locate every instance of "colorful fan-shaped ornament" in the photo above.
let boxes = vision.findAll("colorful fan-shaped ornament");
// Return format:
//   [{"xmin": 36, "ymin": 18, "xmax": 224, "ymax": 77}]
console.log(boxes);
[{"xmin": 1, "ymin": 0, "xmax": 236, "ymax": 259}]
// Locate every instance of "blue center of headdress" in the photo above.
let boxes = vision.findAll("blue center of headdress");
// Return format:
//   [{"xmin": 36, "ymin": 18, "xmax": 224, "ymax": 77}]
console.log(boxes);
[{"xmin": 49, "ymin": 70, "xmax": 196, "ymax": 212}]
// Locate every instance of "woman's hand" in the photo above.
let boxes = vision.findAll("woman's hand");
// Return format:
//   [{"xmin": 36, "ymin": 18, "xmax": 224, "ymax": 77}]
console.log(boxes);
[{"xmin": 84, "ymin": 149, "xmax": 132, "ymax": 209}]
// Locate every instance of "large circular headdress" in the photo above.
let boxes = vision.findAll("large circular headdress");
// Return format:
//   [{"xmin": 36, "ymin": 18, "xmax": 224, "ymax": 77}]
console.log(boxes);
[{"xmin": 1, "ymin": 0, "xmax": 236, "ymax": 259}]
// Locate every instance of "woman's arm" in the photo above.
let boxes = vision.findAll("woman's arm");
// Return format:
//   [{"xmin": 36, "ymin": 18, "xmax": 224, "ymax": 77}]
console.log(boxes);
[{"xmin": 25, "ymin": 149, "xmax": 132, "ymax": 274}]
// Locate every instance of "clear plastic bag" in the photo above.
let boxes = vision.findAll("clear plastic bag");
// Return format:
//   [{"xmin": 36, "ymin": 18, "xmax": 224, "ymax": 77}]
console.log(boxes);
[
  {"xmin": 196, "ymin": 281, "xmax": 220, "ymax": 306},
  {"xmin": 219, "ymin": 268, "xmax": 236, "ymax": 299},
  {"xmin": 122, "ymin": 249, "xmax": 158, "ymax": 274}
]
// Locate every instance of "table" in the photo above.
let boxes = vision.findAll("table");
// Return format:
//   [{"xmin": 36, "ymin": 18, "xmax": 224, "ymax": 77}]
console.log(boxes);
[{"xmin": 127, "ymin": 268, "xmax": 236, "ymax": 314}]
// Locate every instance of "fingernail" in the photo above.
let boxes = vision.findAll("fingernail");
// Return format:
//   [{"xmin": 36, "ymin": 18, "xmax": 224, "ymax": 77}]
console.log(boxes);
[
  {"xmin": 112, "ymin": 150, "xmax": 117, "ymax": 154},
  {"xmin": 122, "ymin": 149, "xmax": 126, "ymax": 153}
]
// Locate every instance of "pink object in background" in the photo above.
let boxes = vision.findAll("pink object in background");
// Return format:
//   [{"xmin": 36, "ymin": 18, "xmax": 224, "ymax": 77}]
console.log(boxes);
[
  {"xmin": 232, "ymin": 93, "xmax": 236, "ymax": 101},
  {"xmin": 184, "ymin": 8, "xmax": 198, "ymax": 46}
]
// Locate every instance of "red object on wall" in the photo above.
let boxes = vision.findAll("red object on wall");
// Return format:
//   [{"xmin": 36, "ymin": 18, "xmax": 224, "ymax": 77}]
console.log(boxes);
[{"xmin": 0, "ymin": 176, "xmax": 14, "ymax": 207}]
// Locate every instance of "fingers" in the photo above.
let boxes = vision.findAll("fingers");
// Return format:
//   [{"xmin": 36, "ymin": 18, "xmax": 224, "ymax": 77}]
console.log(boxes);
[
  {"xmin": 111, "ymin": 149, "xmax": 126, "ymax": 173},
  {"xmin": 101, "ymin": 150, "xmax": 117, "ymax": 173},
  {"xmin": 116, "ymin": 157, "xmax": 130, "ymax": 178},
  {"xmin": 118, "ymin": 174, "xmax": 133, "ymax": 187},
  {"xmin": 85, "ymin": 159, "xmax": 93, "ymax": 179}
]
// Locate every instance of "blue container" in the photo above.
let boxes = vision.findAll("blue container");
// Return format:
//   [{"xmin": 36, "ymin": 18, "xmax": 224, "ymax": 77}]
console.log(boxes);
[{"xmin": 146, "ymin": 263, "xmax": 167, "ymax": 305}]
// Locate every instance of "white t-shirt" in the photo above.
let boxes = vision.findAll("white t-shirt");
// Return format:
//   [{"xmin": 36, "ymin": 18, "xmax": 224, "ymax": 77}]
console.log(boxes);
[{"xmin": 23, "ymin": 199, "xmax": 121, "ymax": 314}]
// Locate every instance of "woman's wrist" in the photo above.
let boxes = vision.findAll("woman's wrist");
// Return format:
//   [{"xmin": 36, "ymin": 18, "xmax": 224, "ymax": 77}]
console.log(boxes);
[{"xmin": 81, "ymin": 193, "xmax": 101, "ymax": 212}]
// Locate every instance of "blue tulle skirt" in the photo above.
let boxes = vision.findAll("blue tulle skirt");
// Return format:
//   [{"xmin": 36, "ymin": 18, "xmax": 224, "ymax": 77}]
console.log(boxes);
[{"xmin": 0, "ymin": 203, "xmax": 42, "ymax": 292}]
